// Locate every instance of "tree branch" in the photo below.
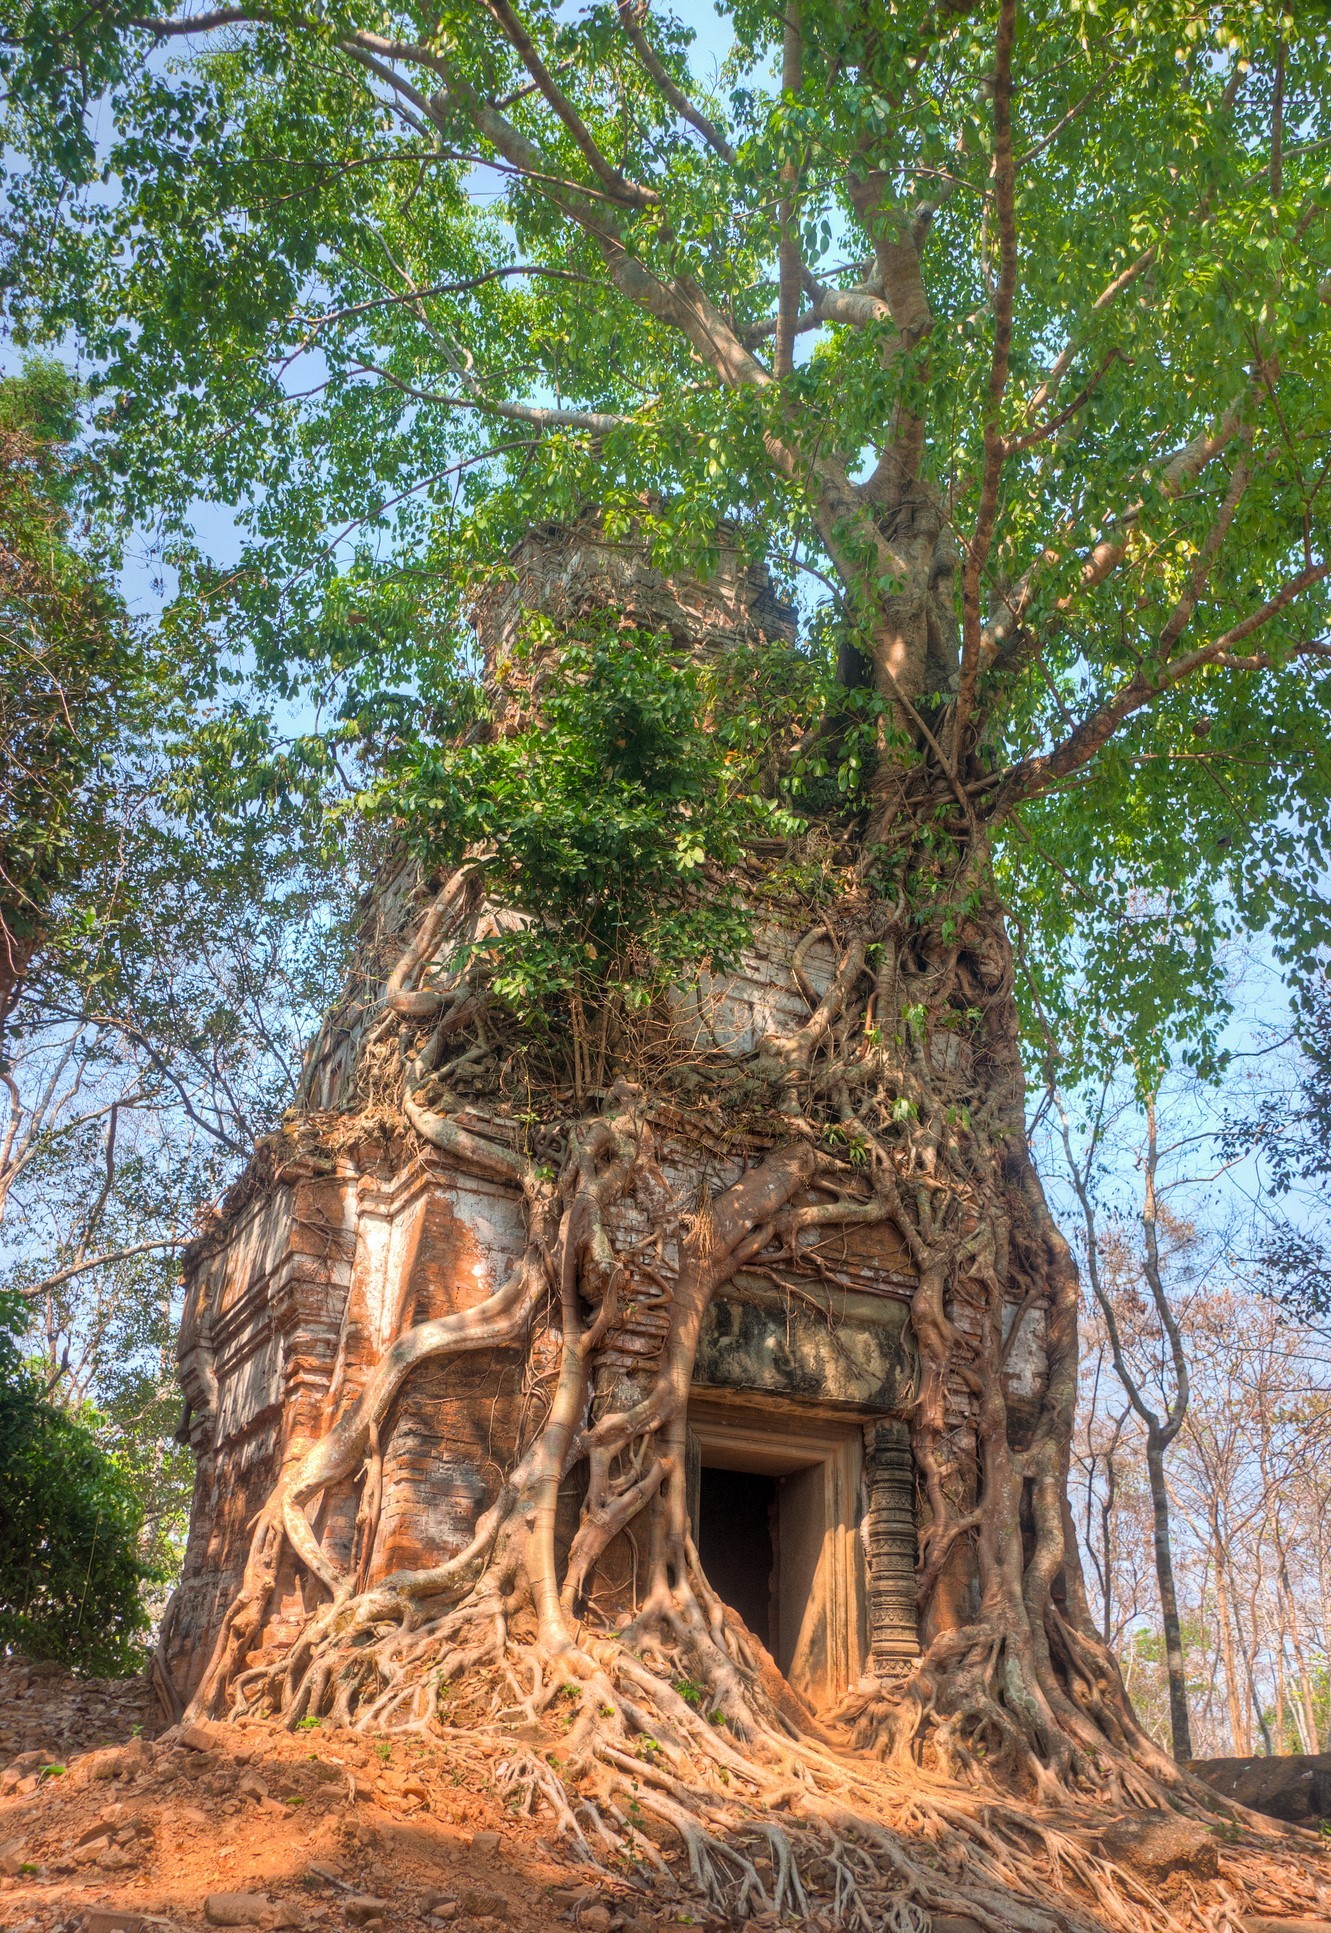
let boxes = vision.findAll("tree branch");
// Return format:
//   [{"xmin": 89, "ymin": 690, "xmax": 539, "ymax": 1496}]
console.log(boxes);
[
  {"xmin": 19, "ymin": 1238, "xmax": 186, "ymax": 1299},
  {"xmin": 480, "ymin": 0, "xmax": 659, "ymax": 208},
  {"xmin": 352, "ymin": 362, "xmax": 628, "ymax": 434},
  {"xmin": 1003, "ymin": 350, "xmax": 1123, "ymax": 456},
  {"xmin": 129, "ymin": 7, "xmax": 258, "ymax": 31},
  {"xmin": 1020, "ymin": 246, "xmax": 1155, "ymax": 426},
  {"xmin": 982, "ymin": 383, "xmax": 1266, "ymax": 675},
  {"xmin": 1005, "ymin": 563, "xmax": 1331, "ymax": 800},
  {"xmin": 339, "ymin": 38, "xmax": 436, "ymax": 126},
  {"xmin": 615, "ymin": 0, "xmax": 734, "ymax": 164},
  {"xmin": 740, "ymin": 278, "xmax": 892, "ymax": 346},
  {"xmin": 299, "ymin": 265, "xmax": 590, "ymax": 330},
  {"xmin": 1156, "ymin": 453, "xmax": 1252, "ymax": 652},
  {"xmin": 1210, "ymin": 638, "xmax": 1331, "ymax": 671},
  {"xmin": 954, "ymin": 0, "xmax": 1018, "ymax": 745},
  {"xmin": 773, "ymin": 0, "xmax": 805, "ymax": 381}
]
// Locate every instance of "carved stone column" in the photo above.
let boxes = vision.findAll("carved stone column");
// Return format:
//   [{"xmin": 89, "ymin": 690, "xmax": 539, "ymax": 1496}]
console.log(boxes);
[{"xmin": 862, "ymin": 1420, "xmax": 919, "ymax": 1675}]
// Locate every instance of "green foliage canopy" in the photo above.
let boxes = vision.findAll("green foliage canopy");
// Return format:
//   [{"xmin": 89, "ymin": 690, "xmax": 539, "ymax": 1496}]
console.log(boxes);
[
  {"xmin": 2, "ymin": 0, "xmax": 1329, "ymax": 1077},
  {"xmin": 0, "ymin": 358, "xmax": 141, "ymax": 1021},
  {"xmin": 391, "ymin": 617, "xmax": 876, "ymax": 1015}
]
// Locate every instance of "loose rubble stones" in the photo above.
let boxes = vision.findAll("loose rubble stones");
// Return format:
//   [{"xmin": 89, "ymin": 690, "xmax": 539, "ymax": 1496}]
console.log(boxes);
[{"xmin": 0, "ymin": 1657, "xmax": 157, "ymax": 1771}]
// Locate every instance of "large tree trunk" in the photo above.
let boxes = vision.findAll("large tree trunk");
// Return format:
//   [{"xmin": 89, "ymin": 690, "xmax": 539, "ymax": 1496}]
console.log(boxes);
[
  {"xmin": 168, "ymin": 532, "xmax": 1317, "ymax": 1931},
  {"xmin": 176, "ymin": 884, "xmax": 1139, "ymax": 1906},
  {"xmin": 0, "ymin": 916, "xmax": 38, "ymax": 1048}
]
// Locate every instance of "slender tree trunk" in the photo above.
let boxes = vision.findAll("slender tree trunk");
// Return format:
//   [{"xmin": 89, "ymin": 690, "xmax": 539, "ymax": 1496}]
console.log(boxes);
[
  {"xmin": 1279, "ymin": 1557, "xmax": 1321, "ymax": 1754},
  {"xmin": 1252, "ymin": 1684, "xmax": 1275, "ymax": 1758},
  {"xmin": 1056, "ymin": 1086, "xmax": 1195, "ymax": 1764},
  {"xmin": 1319, "ymin": 1536, "xmax": 1331, "ymax": 1750},
  {"xmin": 1145, "ymin": 1430, "xmax": 1192, "ymax": 1761},
  {"xmin": 1099, "ymin": 1441, "xmax": 1117, "ymax": 1648},
  {"xmin": 1214, "ymin": 1537, "xmax": 1249, "ymax": 1754},
  {"xmin": 1245, "ymin": 1560, "xmax": 1270, "ymax": 1755}
]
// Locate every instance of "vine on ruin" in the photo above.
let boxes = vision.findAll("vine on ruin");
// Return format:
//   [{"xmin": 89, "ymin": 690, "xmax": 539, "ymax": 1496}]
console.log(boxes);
[
  {"xmin": 378, "ymin": 615, "xmax": 879, "ymax": 1033},
  {"xmin": 176, "ymin": 632, "xmax": 1328, "ymax": 1933}
]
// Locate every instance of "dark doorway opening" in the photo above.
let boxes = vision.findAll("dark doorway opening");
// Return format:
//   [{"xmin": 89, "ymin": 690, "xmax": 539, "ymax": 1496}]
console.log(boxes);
[{"xmin": 696, "ymin": 1465, "xmax": 776, "ymax": 1648}]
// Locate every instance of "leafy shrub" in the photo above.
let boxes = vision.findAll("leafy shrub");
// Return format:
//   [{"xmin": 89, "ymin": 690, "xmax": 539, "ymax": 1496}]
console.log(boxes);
[
  {"xmin": 388, "ymin": 618, "xmax": 873, "ymax": 1022},
  {"xmin": 0, "ymin": 1291, "xmax": 153, "ymax": 1675}
]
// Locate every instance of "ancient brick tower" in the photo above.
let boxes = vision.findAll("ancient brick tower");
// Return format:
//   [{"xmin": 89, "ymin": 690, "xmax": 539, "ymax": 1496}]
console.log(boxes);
[{"xmin": 163, "ymin": 522, "xmax": 948, "ymax": 1720}]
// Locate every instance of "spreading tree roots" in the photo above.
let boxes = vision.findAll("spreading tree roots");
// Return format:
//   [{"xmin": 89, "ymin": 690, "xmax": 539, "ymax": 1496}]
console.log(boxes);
[{"xmin": 183, "ymin": 852, "xmax": 1330, "ymax": 1933}]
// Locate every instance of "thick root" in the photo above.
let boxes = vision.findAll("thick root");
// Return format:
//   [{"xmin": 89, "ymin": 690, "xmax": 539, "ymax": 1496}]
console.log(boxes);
[
  {"xmin": 199, "ymin": 1552, "xmax": 1328, "ymax": 1933},
  {"xmin": 184, "ymin": 879, "xmax": 1331, "ymax": 1933}
]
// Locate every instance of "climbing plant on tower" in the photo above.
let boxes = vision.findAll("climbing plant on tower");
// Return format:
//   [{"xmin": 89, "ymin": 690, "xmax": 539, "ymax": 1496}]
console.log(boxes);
[{"xmin": 3, "ymin": 0, "xmax": 1331, "ymax": 1923}]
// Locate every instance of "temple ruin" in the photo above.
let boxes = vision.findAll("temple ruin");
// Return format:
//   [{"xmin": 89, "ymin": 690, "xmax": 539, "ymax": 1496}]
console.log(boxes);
[{"xmin": 163, "ymin": 523, "xmax": 1042, "ymax": 1723}]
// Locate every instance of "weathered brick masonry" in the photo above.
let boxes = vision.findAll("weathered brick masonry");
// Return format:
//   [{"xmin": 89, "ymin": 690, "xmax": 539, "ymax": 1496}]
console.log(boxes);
[{"xmin": 166, "ymin": 523, "xmax": 1043, "ymax": 1715}]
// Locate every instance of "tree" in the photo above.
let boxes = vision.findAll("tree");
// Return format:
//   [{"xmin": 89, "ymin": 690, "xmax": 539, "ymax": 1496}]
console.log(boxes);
[
  {"xmin": 0, "ymin": 832, "xmax": 360, "ymax": 1614},
  {"xmin": 0, "ymin": 1288, "xmax": 154, "ymax": 1675},
  {"xmin": 0, "ymin": 368, "xmax": 362, "ymax": 1623},
  {"xmin": 1169, "ymin": 1288, "xmax": 1331, "ymax": 1759},
  {"xmin": 3, "ymin": 0, "xmax": 1330, "ymax": 1918},
  {"xmin": 0, "ymin": 359, "xmax": 139, "ymax": 1035},
  {"xmin": 1077, "ymin": 1275, "xmax": 1331, "ymax": 1760},
  {"xmin": 1055, "ymin": 1085, "xmax": 1195, "ymax": 1760},
  {"xmin": 1235, "ymin": 964, "xmax": 1331, "ymax": 1317}
]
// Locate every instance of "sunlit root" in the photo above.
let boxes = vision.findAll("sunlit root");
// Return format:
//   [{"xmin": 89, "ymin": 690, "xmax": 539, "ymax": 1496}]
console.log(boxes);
[{"xmin": 183, "ymin": 883, "xmax": 1330, "ymax": 1933}]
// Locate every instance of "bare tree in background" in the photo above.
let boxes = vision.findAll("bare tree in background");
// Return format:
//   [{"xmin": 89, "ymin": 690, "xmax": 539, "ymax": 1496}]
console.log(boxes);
[{"xmin": 1056, "ymin": 1085, "xmax": 1194, "ymax": 1760}]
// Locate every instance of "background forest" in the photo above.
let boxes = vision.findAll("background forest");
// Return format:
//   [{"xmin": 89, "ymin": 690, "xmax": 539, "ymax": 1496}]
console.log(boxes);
[{"xmin": 0, "ymin": 0, "xmax": 1328, "ymax": 1770}]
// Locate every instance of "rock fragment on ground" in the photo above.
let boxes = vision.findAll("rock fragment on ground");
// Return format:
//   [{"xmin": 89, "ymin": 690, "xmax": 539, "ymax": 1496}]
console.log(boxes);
[
  {"xmin": 1098, "ymin": 1806, "xmax": 1220, "ymax": 1880},
  {"xmin": 1194, "ymin": 1753, "xmax": 1331, "ymax": 1826},
  {"xmin": 204, "ymin": 1891, "xmax": 275, "ymax": 1925}
]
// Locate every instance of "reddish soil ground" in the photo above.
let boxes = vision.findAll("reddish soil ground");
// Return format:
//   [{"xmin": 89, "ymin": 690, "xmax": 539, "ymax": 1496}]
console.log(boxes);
[
  {"xmin": 7, "ymin": 1657, "xmax": 1331, "ymax": 1933},
  {"xmin": 0, "ymin": 1659, "xmax": 670, "ymax": 1933}
]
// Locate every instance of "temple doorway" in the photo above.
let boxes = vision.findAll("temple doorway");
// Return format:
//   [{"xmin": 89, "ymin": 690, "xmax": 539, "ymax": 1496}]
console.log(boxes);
[
  {"xmin": 696, "ymin": 1465, "xmax": 777, "ymax": 1648},
  {"xmin": 685, "ymin": 1395, "xmax": 868, "ymax": 1710}
]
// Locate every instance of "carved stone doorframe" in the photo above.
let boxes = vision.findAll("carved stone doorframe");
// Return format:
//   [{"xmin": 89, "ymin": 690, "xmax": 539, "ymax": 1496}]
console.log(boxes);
[{"xmin": 684, "ymin": 1393, "xmax": 873, "ymax": 1709}]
